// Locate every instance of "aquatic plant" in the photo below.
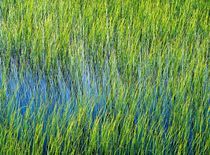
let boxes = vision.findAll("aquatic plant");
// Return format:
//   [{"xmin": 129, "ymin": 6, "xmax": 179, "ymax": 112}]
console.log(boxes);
[{"xmin": 0, "ymin": 0, "xmax": 209, "ymax": 154}]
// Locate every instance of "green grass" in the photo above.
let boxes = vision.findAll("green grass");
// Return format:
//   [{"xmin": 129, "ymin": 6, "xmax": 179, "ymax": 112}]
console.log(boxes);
[{"xmin": 0, "ymin": 0, "xmax": 209, "ymax": 154}]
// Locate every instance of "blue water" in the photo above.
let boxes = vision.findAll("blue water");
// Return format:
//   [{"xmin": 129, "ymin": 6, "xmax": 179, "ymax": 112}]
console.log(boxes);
[{"xmin": 0, "ymin": 62, "xmax": 109, "ymax": 122}]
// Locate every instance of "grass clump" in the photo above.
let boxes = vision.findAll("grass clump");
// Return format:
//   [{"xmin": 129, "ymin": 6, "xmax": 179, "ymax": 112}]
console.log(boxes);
[{"xmin": 0, "ymin": 0, "xmax": 209, "ymax": 154}]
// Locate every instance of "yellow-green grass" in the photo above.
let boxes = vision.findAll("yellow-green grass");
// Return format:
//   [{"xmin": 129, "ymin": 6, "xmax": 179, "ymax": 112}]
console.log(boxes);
[{"xmin": 0, "ymin": 0, "xmax": 209, "ymax": 154}]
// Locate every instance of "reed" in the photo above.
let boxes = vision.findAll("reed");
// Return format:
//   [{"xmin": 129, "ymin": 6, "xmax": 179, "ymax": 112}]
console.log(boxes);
[{"xmin": 0, "ymin": 0, "xmax": 208, "ymax": 154}]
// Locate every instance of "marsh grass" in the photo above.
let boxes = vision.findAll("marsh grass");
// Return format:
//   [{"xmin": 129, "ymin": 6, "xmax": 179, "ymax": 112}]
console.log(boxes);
[{"xmin": 0, "ymin": 0, "xmax": 209, "ymax": 154}]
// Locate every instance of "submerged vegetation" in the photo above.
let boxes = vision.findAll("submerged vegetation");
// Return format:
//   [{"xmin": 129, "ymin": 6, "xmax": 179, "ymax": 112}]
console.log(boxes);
[{"xmin": 0, "ymin": 0, "xmax": 209, "ymax": 154}]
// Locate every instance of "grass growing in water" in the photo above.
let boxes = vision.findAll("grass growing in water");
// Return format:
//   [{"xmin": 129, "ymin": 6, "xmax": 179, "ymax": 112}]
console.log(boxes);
[{"xmin": 0, "ymin": 0, "xmax": 209, "ymax": 154}]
